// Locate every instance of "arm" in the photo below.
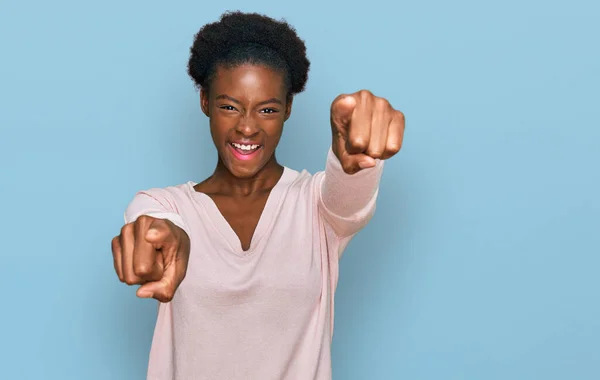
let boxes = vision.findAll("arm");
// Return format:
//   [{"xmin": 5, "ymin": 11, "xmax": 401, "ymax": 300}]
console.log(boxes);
[
  {"xmin": 318, "ymin": 147, "xmax": 384, "ymax": 237},
  {"xmin": 124, "ymin": 188, "xmax": 190, "ymax": 238},
  {"xmin": 318, "ymin": 90, "xmax": 405, "ymax": 238}
]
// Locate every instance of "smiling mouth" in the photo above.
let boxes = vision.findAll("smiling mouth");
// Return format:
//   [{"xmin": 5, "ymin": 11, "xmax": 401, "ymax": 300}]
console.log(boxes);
[{"xmin": 229, "ymin": 142, "xmax": 262, "ymax": 155}]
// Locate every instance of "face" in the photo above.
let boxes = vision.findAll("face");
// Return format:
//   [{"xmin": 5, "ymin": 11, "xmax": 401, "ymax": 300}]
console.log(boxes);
[{"xmin": 201, "ymin": 64, "xmax": 292, "ymax": 179}]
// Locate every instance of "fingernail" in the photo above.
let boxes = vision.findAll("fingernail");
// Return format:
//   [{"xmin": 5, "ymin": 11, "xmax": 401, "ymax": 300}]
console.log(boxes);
[{"xmin": 359, "ymin": 160, "xmax": 375, "ymax": 169}]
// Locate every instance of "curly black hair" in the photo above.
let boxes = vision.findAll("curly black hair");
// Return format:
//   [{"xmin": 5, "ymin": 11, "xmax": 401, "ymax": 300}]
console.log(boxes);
[{"xmin": 187, "ymin": 11, "xmax": 310, "ymax": 97}]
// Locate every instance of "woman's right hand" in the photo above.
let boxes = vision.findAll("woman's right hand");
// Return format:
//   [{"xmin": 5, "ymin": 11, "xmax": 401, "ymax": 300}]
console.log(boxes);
[{"xmin": 111, "ymin": 215, "xmax": 190, "ymax": 302}]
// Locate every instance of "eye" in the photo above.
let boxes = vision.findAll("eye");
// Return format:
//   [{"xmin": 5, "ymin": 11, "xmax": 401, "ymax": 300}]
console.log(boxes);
[
  {"xmin": 261, "ymin": 108, "xmax": 279, "ymax": 114},
  {"xmin": 219, "ymin": 105, "xmax": 237, "ymax": 111}
]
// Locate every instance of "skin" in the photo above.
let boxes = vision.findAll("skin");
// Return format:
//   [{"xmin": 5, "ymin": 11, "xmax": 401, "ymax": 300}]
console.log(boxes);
[
  {"xmin": 192, "ymin": 65, "xmax": 292, "ymax": 252},
  {"xmin": 111, "ymin": 63, "xmax": 405, "ymax": 302}
]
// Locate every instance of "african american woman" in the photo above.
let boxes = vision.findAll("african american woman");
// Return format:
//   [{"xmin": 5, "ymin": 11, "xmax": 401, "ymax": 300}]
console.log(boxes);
[{"xmin": 111, "ymin": 11, "xmax": 405, "ymax": 380}]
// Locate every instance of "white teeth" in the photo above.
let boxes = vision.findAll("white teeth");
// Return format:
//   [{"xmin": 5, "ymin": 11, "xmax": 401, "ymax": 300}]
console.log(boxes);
[{"xmin": 232, "ymin": 143, "xmax": 260, "ymax": 150}]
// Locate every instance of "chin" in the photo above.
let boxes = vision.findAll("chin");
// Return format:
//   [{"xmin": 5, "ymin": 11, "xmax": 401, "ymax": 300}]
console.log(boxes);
[
  {"xmin": 227, "ymin": 164, "xmax": 261, "ymax": 179},
  {"xmin": 222, "ymin": 155, "xmax": 267, "ymax": 179}
]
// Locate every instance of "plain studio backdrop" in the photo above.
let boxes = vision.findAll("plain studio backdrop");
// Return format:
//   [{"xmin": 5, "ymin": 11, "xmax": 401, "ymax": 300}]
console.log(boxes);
[{"xmin": 1, "ymin": 0, "xmax": 598, "ymax": 379}]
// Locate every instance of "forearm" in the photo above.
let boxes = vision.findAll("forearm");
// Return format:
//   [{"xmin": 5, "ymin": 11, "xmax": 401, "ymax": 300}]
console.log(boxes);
[{"xmin": 319, "ymin": 147, "xmax": 384, "ymax": 236}]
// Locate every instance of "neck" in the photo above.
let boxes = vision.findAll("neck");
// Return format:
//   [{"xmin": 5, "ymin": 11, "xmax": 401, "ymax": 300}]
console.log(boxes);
[{"xmin": 210, "ymin": 154, "xmax": 284, "ymax": 197}]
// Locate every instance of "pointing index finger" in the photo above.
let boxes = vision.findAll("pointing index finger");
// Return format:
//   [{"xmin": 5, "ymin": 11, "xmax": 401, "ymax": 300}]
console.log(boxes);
[
  {"xmin": 347, "ymin": 93, "xmax": 372, "ymax": 154},
  {"xmin": 132, "ymin": 217, "xmax": 163, "ymax": 281}
]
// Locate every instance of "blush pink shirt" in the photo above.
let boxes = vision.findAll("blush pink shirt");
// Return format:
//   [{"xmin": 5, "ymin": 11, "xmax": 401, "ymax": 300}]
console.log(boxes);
[{"xmin": 124, "ymin": 148, "xmax": 384, "ymax": 380}]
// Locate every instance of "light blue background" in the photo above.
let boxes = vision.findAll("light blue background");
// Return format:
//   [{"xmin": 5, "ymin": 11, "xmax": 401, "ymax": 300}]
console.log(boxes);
[{"xmin": 1, "ymin": 0, "xmax": 598, "ymax": 379}]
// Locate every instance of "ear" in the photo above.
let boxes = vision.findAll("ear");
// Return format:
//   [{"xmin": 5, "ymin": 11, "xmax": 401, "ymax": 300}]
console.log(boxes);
[
  {"xmin": 284, "ymin": 95, "xmax": 294, "ymax": 121},
  {"xmin": 200, "ymin": 88, "xmax": 210, "ymax": 116}
]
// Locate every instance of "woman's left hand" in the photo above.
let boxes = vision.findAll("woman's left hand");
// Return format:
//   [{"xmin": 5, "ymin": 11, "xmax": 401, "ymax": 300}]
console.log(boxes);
[{"xmin": 330, "ymin": 90, "xmax": 405, "ymax": 174}]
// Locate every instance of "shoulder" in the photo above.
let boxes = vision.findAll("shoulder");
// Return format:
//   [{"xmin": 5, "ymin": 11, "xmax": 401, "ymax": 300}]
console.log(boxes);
[
  {"xmin": 130, "ymin": 181, "xmax": 198, "ymax": 209},
  {"xmin": 282, "ymin": 164, "xmax": 323, "ymax": 186},
  {"xmin": 279, "ymin": 165, "xmax": 327, "ymax": 207},
  {"xmin": 136, "ymin": 181, "xmax": 195, "ymax": 197}
]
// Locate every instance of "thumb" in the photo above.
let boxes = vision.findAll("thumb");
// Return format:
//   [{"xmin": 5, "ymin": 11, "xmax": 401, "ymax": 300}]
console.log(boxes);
[
  {"xmin": 337, "ymin": 149, "xmax": 377, "ymax": 174},
  {"xmin": 136, "ymin": 254, "xmax": 186, "ymax": 303}
]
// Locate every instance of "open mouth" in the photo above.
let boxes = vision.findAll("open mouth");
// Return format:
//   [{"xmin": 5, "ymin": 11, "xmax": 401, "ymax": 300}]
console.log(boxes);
[
  {"xmin": 228, "ymin": 142, "xmax": 263, "ymax": 161},
  {"xmin": 230, "ymin": 142, "xmax": 262, "ymax": 154}
]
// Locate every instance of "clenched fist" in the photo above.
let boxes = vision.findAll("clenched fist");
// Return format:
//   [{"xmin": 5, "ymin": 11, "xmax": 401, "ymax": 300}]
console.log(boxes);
[
  {"xmin": 111, "ymin": 215, "xmax": 190, "ymax": 302},
  {"xmin": 330, "ymin": 90, "xmax": 405, "ymax": 174}
]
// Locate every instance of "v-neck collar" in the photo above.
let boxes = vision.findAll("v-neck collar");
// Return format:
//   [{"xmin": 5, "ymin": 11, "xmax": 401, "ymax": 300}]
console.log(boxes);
[{"xmin": 188, "ymin": 167, "xmax": 296, "ymax": 257}]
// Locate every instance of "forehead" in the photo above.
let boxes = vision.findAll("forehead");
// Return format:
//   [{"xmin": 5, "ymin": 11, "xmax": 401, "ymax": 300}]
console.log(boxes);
[{"xmin": 211, "ymin": 64, "xmax": 286, "ymax": 99}]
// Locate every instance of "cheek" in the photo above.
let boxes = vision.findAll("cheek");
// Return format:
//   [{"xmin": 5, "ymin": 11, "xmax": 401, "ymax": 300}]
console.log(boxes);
[
  {"xmin": 208, "ymin": 120, "xmax": 220, "ymax": 143},
  {"xmin": 264, "ymin": 120, "xmax": 284, "ymax": 142},
  {"xmin": 209, "ymin": 116, "xmax": 232, "ymax": 142}
]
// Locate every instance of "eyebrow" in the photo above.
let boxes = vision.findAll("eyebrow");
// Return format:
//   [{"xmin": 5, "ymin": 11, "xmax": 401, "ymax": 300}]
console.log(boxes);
[{"xmin": 215, "ymin": 94, "xmax": 283, "ymax": 106}]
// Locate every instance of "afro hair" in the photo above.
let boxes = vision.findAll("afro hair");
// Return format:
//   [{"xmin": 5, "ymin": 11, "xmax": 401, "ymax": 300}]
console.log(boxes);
[{"xmin": 187, "ymin": 11, "xmax": 310, "ymax": 96}]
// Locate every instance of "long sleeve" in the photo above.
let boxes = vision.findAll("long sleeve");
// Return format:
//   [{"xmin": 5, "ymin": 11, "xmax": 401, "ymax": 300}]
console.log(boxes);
[
  {"xmin": 317, "ymin": 146, "xmax": 384, "ymax": 239},
  {"xmin": 124, "ymin": 188, "xmax": 190, "ymax": 237}
]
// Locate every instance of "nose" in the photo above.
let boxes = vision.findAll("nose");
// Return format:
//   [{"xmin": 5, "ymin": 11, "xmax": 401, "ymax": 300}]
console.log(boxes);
[{"xmin": 235, "ymin": 114, "xmax": 260, "ymax": 137}]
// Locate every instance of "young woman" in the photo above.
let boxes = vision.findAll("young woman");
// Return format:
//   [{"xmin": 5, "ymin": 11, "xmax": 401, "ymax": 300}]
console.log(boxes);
[{"xmin": 111, "ymin": 11, "xmax": 405, "ymax": 380}]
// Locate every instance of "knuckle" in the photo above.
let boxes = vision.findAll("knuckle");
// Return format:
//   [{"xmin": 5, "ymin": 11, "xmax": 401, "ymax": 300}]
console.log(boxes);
[
  {"xmin": 376, "ymin": 98, "xmax": 390, "ymax": 109},
  {"xmin": 163, "ymin": 292, "xmax": 174, "ymax": 302},
  {"xmin": 386, "ymin": 141, "xmax": 402, "ymax": 154},
  {"xmin": 120, "ymin": 223, "xmax": 132, "ymax": 236},
  {"xmin": 367, "ymin": 150, "xmax": 383, "ymax": 159},
  {"xmin": 157, "ymin": 286, "xmax": 175, "ymax": 303},
  {"xmin": 334, "ymin": 93, "xmax": 349, "ymax": 104},
  {"xmin": 341, "ymin": 161, "xmax": 354, "ymax": 174},
  {"xmin": 344, "ymin": 165, "xmax": 359, "ymax": 175},
  {"xmin": 124, "ymin": 277, "xmax": 138, "ymax": 286},
  {"xmin": 134, "ymin": 215, "xmax": 152, "ymax": 231},
  {"xmin": 111, "ymin": 236, "xmax": 120, "ymax": 251},
  {"xmin": 136, "ymin": 214, "xmax": 152, "ymax": 223}
]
